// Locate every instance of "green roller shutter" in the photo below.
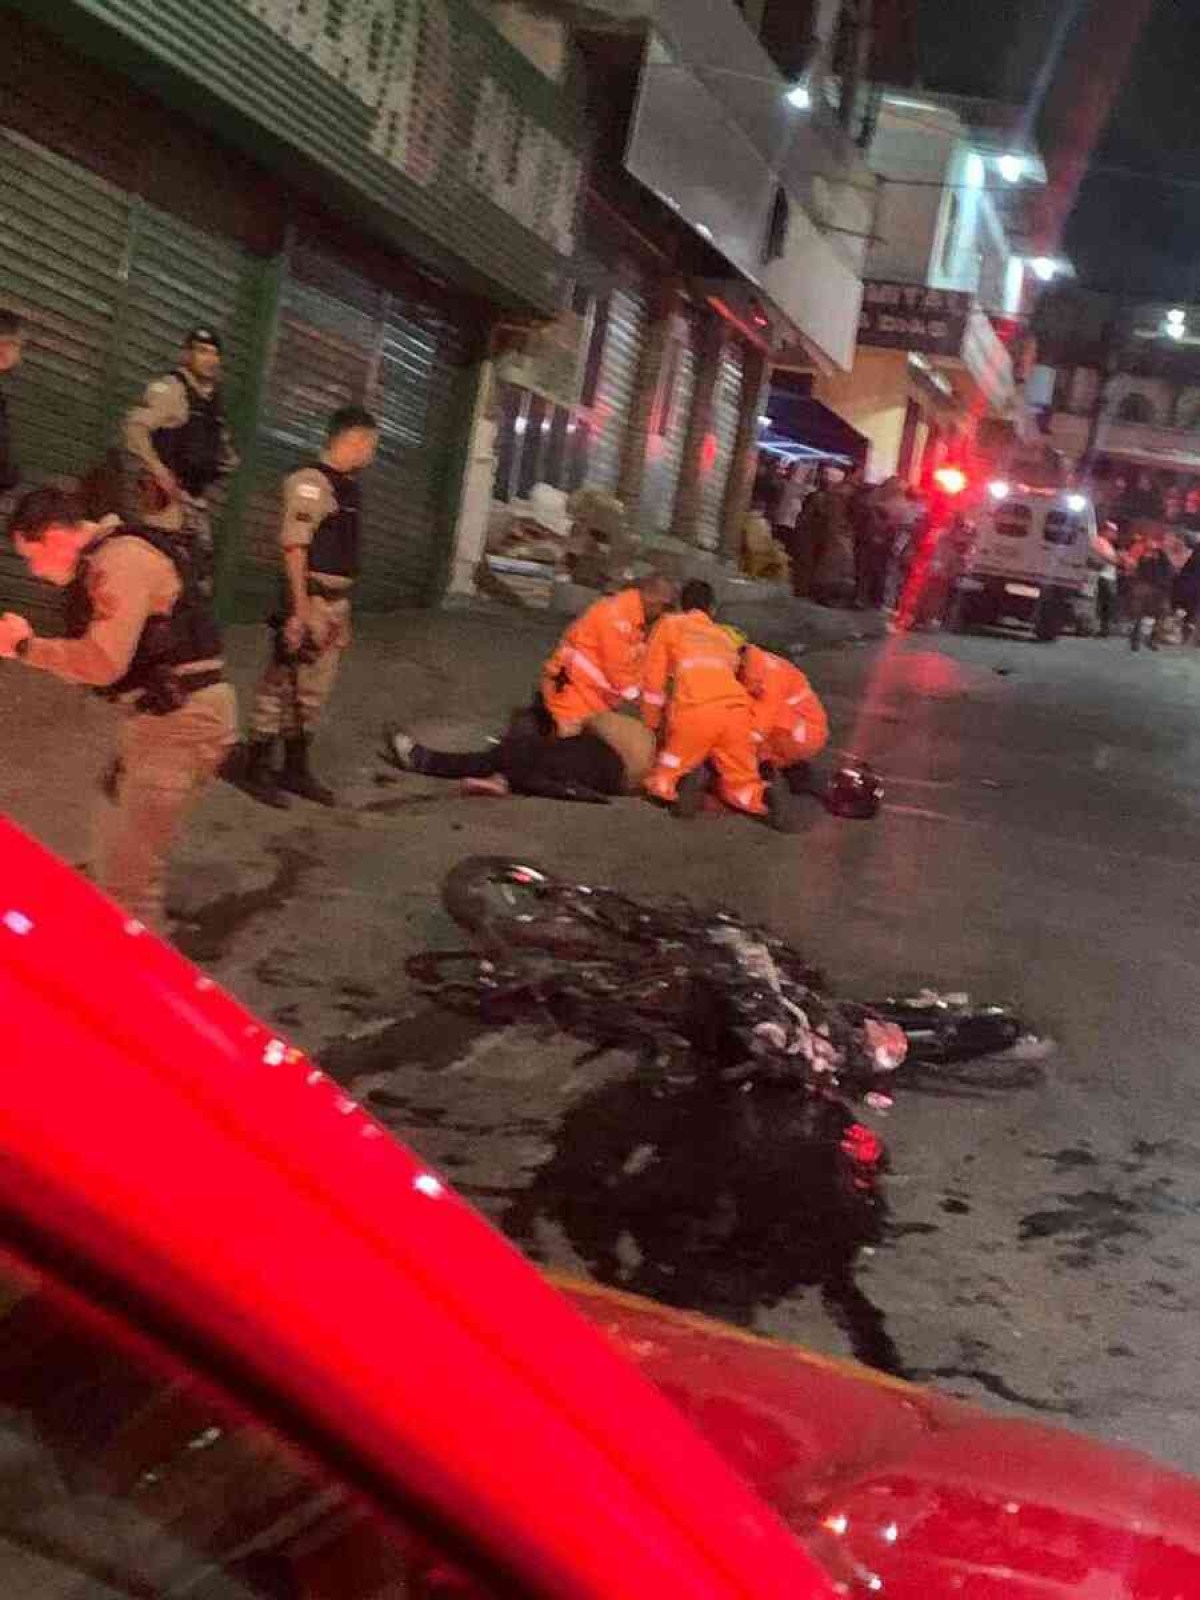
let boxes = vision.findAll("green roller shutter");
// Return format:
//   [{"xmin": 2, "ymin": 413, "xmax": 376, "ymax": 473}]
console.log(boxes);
[
  {"xmin": 230, "ymin": 240, "xmax": 471, "ymax": 618},
  {"xmin": 0, "ymin": 126, "xmax": 264, "ymax": 622},
  {"xmin": 0, "ymin": 129, "xmax": 128, "ymax": 622}
]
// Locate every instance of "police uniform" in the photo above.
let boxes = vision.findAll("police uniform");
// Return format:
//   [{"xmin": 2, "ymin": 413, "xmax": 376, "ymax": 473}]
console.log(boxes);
[
  {"xmin": 122, "ymin": 334, "xmax": 239, "ymax": 590},
  {"xmin": 16, "ymin": 520, "xmax": 237, "ymax": 930},
  {"xmin": 248, "ymin": 460, "xmax": 360, "ymax": 747}
]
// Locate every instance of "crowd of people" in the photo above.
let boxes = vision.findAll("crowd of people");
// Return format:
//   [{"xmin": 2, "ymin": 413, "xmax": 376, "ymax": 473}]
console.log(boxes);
[{"xmin": 751, "ymin": 458, "xmax": 945, "ymax": 623}]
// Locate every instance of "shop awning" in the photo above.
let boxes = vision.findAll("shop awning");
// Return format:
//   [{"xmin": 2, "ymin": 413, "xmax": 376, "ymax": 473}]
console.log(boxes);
[{"xmin": 761, "ymin": 391, "xmax": 869, "ymax": 465}]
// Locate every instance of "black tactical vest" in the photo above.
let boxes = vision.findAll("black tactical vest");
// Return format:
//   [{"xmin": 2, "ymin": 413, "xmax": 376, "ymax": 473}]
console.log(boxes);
[
  {"xmin": 150, "ymin": 372, "xmax": 224, "ymax": 498},
  {"xmin": 306, "ymin": 462, "xmax": 362, "ymax": 580},
  {"xmin": 65, "ymin": 526, "xmax": 224, "ymax": 703}
]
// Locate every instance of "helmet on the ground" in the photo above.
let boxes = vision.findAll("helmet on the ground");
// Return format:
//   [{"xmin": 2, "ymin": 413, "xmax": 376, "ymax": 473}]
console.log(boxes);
[{"xmin": 825, "ymin": 762, "xmax": 883, "ymax": 820}]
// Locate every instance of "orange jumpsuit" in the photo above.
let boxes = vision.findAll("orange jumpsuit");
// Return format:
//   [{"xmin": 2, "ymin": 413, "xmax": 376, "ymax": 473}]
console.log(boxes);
[
  {"xmin": 541, "ymin": 588, "xmax": 648, "ymax": 733},
  {"xmin": 641, "ymin": 610, "xmax": 765, "ymax": 815},
  {"xmin": 741, "ymin": 645, "xmax": 829, "ymax": 770}
]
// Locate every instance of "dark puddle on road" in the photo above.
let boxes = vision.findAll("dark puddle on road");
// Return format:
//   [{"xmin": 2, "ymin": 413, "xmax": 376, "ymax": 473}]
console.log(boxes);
[{"xmin": 176, "ymin": 845, "xmax": 314, "ymax": 964}]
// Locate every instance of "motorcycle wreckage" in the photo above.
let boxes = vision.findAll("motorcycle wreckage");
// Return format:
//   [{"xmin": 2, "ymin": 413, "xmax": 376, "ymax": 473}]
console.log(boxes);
[{"xmin": 409, "ymin": 857, "xmax": 1044, "ymax": 1198}]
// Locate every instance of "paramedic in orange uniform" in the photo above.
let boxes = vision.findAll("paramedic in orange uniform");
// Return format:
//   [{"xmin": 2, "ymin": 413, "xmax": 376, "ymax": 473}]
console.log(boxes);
[
  {"xmin": 641, "ymin": 580, "xmax": 771, "ymax": 820},
  {"xmin": 738, "ymin": 640, "xmax": 829, "ymax": 778},
  {"xmin": 540, "ymin": 574, "xmax": 676, "ymax": 734}
]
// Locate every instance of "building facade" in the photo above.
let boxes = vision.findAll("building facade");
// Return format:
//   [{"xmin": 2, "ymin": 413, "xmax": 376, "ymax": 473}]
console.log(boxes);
[
  {"xmin": 810, "ymin": 91, "xmax": 1040, "ymax": 484},
  {"xmin": 0, "ymin": 0, "xmax": 586, "ymax": 620},
  {"xmin": 1032, "ymin": 288, "xmax": 1200, "ymax": 530},
  {"xmin": 458, "ymin": 0, "xmax": 887, "ymax": 590}
]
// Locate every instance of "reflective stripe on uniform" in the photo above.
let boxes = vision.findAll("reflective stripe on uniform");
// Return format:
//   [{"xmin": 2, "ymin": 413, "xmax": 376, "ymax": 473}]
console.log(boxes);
[
  {"xmin": 658, "ymin": 752, "xmax": 682, "ymax": 769},
  {"xmin": 621, "ymin": 685, "xmax": 640, "ymax": 701},
  {"xmin": 679, "ymin": 655, "xmax": 731, "ymax": 671},
  {"xmin": 643, "ymin": 690, "xmax": 666, "ymax": 707},
  {"xmin": 787, "ymin": 695, "xmax": 805, "ymax": 706},
  {"xmin": 792, "ymin": 721, "xmax": 808, "ymax": 741},
  {"xmin": 565, "ymin": 647, "xmax": 616, "ymax": 694}
]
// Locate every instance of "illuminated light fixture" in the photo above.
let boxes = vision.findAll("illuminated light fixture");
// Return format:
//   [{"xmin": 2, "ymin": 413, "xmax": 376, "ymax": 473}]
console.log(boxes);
[
  {"xmin": 964, "ymin": 152, "xmax": 985, "ymax": 189},
  {"xmin": 1166, "ymin": 309, "xmax": 1187, "ymax": 340},
  {"xmin": 758, "ymin": 414, "xmax": 773, "ymax": 427},
  {"xmin": 988, "ymin": 480, "xmax": 1011, "ymax": 502},
  {"xmin": 514, "ymin": 416, "xmax": 528, "ymax": 434},
  {"xmin": 1066, "ymin": 492, "xmax": 1087, "ymax": 512},
  {"xmin": 785, "ymin": 80, "xmax": 811, "ymax": 110},
  {"xmin": 1031, "ymin": 257, "xmax": 1058, "ymax": 283},
  {"xmin": 997, "ymin": 153, "xmax": 1025, "ymax": 184},
  {"xmin": 934, "ymin": 466, "xmax": 968, "ymax": 496}
]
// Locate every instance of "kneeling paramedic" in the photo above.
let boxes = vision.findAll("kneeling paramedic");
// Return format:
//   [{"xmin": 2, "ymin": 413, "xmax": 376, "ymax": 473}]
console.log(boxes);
[
  {"xmin": 540, "ymin": 573, "xmax": 676, "ymax": 734},
  {"xmin": 641, "ymin": 580, "xmax": 788, "ymax": 827},
  {"xmin": 243, "ymin": 406, "xmax": 379, "ymax": 807},
  {"xmin": 734, "ymin": 634, "xmax": 829, "ymax": 785},
  {"xmin": 0, "ymin": 486, "xmax": 237, "ymax": 931}
]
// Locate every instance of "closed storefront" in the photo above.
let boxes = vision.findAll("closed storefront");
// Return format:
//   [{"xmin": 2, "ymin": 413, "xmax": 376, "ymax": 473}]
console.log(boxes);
[
  {"xmin": 0, "ymin": 3, "xmax": 583, "ymax": 616},
  {"xmin": 642, "ymin": 310, "xmax": 696, "ymax": 537},
  {"xmin": 585, "ymin": 285, "xmax": 648, "ymax": 493},
  {"xmin": 0, "ymin": 127, "xmax": 262, "ymax": 623},
  {"xmin": 696, "ymin": 341, "xmax": 745, "ymax": 552},
  {"xmin": 233, "ymin": 243, "xmax": 473, "ymax": 618}
]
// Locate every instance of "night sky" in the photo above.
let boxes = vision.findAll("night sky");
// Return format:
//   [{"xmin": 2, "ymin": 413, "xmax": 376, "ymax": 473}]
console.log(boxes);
[{"xmin": 917, "ymin": 0, "xmax": 1200, "ymax": 297}]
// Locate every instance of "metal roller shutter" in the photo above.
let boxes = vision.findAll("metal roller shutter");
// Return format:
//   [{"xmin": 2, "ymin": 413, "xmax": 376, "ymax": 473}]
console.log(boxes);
[
  {"xmin": 696, "ymin": 342, "xmax": 745, "ymax": 553},
  {"xmin": 232, "ymin": 242, "xmax": 470, "ymax": 617},
  {"xmin": 0, "ymin": 129, "xmax": 129, "ymax": 622},
  {"xmin": 585, "ymin": 286, "xmax": 647, "ymax": 493},
  {"xmin": 642, "ymin": 313, "xmax": 696, "ymax": 537},
  {"xmin": 0, "ymin": 127, "xmax": 263, "ymax": 622}
]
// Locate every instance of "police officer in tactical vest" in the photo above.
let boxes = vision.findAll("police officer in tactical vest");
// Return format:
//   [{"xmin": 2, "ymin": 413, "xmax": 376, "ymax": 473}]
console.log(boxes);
[
  {"xmin": 0, "ymin": 486, "xmax": 238, "ymax": 932},
  {"xmin": 122, "ymin": 327, "xmax": 239, "ymax": 592},
  {"xmin": 240, "ymin": 405, "xmax": 379, "ymax": 809}
]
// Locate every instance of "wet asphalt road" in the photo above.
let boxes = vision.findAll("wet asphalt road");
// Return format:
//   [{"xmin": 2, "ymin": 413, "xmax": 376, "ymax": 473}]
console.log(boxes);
[{"xmin": 153, "ymin": 625, "xmax": 1200, "ymax": 1473}]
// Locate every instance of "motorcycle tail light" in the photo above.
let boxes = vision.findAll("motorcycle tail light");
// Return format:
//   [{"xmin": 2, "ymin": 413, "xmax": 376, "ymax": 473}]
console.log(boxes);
[{"xmin": 841, "ymin": 1123, "xmax": 884, "ymax": 1167}]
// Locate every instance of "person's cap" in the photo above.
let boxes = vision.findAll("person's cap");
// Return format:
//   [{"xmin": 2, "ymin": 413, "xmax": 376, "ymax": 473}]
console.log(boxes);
[{"xmin": 184, "ymin": 327, "xmax": 222, "ymax": 352}]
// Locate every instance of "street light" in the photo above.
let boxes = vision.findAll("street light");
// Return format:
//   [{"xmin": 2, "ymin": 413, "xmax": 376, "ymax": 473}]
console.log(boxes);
[
  {"xmin": 1166, "ymin": 308, "xmax": 1187, "ymax": 341},
  {"xmin": 785, "ymin": 80, "xmax": 811, "ymax": 110},
  {"xmin": 997, "ymin": 154, "xmax": 1025, "ymax": 184}
]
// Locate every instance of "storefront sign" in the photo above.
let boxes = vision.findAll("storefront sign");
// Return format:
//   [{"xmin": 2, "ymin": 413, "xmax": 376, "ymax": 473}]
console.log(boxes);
[
  {"xmin": 858, "ymin": 281, "xmax": 972, "ymax": 356},
  {"xmin": 495, "ymin": 309, "xmax": 590, "ymax": 409}
]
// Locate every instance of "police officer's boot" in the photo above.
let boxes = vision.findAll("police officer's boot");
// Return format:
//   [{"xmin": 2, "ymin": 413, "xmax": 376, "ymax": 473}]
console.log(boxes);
[
  {"xmin": 239, "ymin": 739, "xmax": 290, "ymax": 810},
  {"xmin": 279, "ymin": 736, "xmax": 336, "ymax": 807}
]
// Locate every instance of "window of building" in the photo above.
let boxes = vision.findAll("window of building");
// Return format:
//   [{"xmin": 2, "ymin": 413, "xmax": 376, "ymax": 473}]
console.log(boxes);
[
  {"xmin": 1116, "ymin": 391, "xmax": 1155, "ymax": 424},
  {"xmin": 0, "ymin": 1243, "xmax": 514, "ymax": 1598},
  {"xmin": 762, "ymin": 187, "xmax": 790, "ymax": 265}
]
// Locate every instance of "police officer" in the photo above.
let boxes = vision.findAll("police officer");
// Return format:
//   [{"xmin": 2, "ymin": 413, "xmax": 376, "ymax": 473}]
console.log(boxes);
[
  {"xmin": 241, "ymin": 405, "xmax": 379, "ymax": 809},
  {"xmin": 0, "ymin": 309, "xmax": 25, "ymax": 503},
  {"xmin": 0, "ymin": 486, "xmax": 237, "ymax": 933},
  {"xmin": 122, "ymin": 327, "xmax": 239, "ymax": 591}
]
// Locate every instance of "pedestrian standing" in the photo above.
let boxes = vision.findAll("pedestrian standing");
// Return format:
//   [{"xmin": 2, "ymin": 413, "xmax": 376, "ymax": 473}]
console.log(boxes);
[
  {"xmin": 791, "ymin": 464, "xmax": 848, "ymax": 599},
  {"xmin": 122, "ymin": 328, "xmax": 239, "ymax": 594},
  {"xmin": 1173, "ymin": 540, "xmax": 1200, "ymax": 644},
  {"xmin": 241, "ymin": 406, "xmax": 379, "ymax": 809},
  {"xmin": 1128, "ymin": 530, "xmax": 1174, "ymax": 652},
  {"xmin": 773, "ymin": 461, "xmax": 810, "ymax": 552},
  {"xmin": 0, "ymin": 309, "xmax": 25, "ymax": 503},
  {"xmin": 0, "ymin": 486, "xmax": 236, "ymax": 931},
  {"xmin": 1091, "ymin": 520, "xmax": 1120, "ymax": 638}
]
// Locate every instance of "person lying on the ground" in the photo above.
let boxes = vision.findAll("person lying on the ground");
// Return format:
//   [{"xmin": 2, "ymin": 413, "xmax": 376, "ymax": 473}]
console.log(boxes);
[
  {"xmin": 641, "ymin": 579, "xmax": 791, "ymax": 829},
  {"xmin": 381, "ymin": 706, "xmax": 656, "ymax": 802},
  {"xmin": 540, "ymin": 572, "xmax": 676, "ymax": 734},
  {"xmin": 731, "ymin": 631, "xmax": 829, "ymax": 783}
]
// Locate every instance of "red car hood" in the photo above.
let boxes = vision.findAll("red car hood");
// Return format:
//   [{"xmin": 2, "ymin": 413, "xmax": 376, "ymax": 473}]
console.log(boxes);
[{"xmin": 563, "ymin": 1277, "xmax": 1200, "ymax": 1598}]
